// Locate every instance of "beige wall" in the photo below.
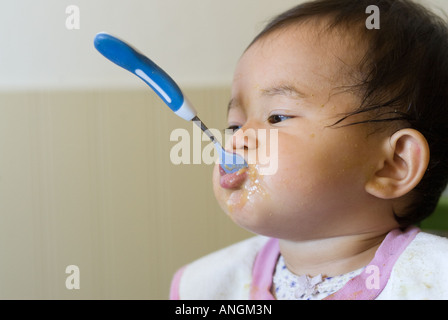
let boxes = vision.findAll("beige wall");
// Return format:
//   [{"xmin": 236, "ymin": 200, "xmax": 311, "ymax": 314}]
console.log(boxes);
[
  {"xmin": 0, "ymin": 0, "xmax": 447, "ymax": 299},
  {"xmin": 0, "ymin": 88, "xmax": 252, "ymax": 299}
]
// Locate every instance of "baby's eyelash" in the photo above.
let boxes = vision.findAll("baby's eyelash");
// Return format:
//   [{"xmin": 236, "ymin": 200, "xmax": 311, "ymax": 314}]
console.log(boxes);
[
  {"xmin": 267, "ymin": 114, "xmax": 293, "ymax": 124},
  {"xmin": 222, "ymin": 114, "xmax": 293, "ymax": 133},
  {"xmin": 228, "ymin": 125, "xmax": 241, "ymax": 131},
  {"xmin": 222, "ymin": 125, "xmax": 241, "ymax": 134}
]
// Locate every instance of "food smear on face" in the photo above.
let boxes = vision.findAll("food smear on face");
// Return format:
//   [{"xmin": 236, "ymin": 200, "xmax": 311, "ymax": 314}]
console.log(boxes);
[{"xmin": 226, "ymin": 164, "xmax": 269, "ymax": 212}]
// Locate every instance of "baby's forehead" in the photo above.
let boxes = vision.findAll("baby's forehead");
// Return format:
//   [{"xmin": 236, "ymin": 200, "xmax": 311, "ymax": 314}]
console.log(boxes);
[
  {"xmin": 242, "ymin": 22, "xmax": 366, "ymax": 93},
  {"xmin": 257, "ymin": 17, "xmax": 366, "ymax": 54}
]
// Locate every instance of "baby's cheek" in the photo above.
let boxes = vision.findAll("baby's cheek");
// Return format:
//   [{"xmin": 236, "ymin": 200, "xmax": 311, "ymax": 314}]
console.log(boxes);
[{"xmin": 265, "ymin": 151, "xmax": 326, "ymax": 199}]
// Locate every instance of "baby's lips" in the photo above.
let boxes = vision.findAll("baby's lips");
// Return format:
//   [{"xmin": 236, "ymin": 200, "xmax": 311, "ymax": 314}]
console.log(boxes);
[{"xmin": 219, "ymin": 166, "xmax": 248, "ymax": 189}]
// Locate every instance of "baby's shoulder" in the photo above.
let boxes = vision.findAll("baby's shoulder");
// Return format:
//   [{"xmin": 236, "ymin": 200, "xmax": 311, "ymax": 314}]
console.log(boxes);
[
  {"xmin": 414, "ymin": 230, "xmax": 448, "ymax": 246},
  {"xmin": 186, "ymin": 235, "xmax": 270, "ymax": 272},
  {"xmin": 172, "ymin": 235, "xmax": 270, "ymax": 299},
  {"xmin": 405, "ymin": 231, "xmax": 448, "ymax": 262},
  {"xmin": 379, "ymin": 231, "xmax": 448, "ymax": 299}
]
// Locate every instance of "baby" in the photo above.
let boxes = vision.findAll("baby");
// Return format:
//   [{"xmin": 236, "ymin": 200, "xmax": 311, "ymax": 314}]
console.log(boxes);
[{"xmin": 170, "ymin": 0, "xmax": 448, "ymax": 300}]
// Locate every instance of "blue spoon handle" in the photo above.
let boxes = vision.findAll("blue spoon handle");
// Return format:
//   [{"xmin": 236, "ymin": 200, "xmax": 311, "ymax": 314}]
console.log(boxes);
[
  {"xmin": 94, "ymin": 32, "xmax": 197, "ymax": 121},
  {"xmin": 94, "ymin": 32, "xmax": 248, "ymax": 174}
]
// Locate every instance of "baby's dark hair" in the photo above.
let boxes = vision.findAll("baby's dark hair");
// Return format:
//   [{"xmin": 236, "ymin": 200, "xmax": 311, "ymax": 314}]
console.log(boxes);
[{"xmin": 250, "ymin": 0, "xmax": 448, "ymax": 227}]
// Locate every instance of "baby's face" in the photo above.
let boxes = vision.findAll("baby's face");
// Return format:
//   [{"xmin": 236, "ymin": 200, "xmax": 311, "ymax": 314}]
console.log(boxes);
[{"xmin": 213, "ymin": 24, "xmax": 387, "ymax": 241}]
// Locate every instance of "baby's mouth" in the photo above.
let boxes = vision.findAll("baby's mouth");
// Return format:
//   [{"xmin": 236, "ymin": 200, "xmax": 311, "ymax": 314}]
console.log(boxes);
[{"xmin": 219, "ymin": 165, "xmax": 248, "ymax": 189}]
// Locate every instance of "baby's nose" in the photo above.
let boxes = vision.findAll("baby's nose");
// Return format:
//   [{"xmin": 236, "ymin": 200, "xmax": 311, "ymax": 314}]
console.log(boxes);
[{"xmin": 227, "ymin": 127, "xmax": 259, "ymax": 151}]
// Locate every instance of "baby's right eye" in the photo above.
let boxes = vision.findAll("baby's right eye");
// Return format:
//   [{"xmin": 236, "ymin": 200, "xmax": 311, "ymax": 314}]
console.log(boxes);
[{"xmin": 267, "ymin": 114, "xmax": 293, "ymax": 124}]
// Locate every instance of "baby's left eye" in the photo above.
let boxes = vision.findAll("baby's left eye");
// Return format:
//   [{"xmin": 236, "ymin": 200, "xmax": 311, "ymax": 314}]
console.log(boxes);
[{"xmin": 267, "ymin": 114, "xmax": 293, "ymax": 124}]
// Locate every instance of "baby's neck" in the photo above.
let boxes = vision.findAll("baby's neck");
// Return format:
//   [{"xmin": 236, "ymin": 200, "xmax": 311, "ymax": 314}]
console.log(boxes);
[{"xmin": 278, "ymin": 231, "xmax": 389, "ymax": 278}]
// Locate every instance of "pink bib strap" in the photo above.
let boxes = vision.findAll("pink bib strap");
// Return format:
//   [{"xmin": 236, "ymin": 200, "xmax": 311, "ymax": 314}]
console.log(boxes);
[
  {"xmin": 249, "ymin": 227, "xmax": 420, "ymax": 300},
  {"xmin": 326, "ymin": 226, "xmax": 420, "ymax": 300},
  {"xmin": 169, "ymin": 266, "xmax": 186, "ymax": 300},
  {"xmin": 250, "ymin": 238, "xmax": 279, "ymax": 300}
]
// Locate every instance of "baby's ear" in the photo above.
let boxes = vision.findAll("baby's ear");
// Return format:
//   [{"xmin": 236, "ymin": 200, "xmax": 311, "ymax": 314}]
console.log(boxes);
[{"xmin": 365, "ymin": 129, "xmax": 429, "ymax": 199}]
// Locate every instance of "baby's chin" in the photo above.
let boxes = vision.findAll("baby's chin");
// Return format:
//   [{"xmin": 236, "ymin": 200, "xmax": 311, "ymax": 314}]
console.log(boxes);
[{"xmin": 212, "ymin": 171, "xmax": 304, "ymax": 239}]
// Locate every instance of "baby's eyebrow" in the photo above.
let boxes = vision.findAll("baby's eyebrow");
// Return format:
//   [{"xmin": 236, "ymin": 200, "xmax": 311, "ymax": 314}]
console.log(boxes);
[
  {"xmin": 260, "ymin": 84, "xmax": 307, "ymax": 99},
  {"xmin": 227, "ymin": 84, "xmax": 307, "ymax": 115}
]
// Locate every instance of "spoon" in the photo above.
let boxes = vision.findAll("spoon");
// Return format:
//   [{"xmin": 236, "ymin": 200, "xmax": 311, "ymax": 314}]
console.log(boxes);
[{"xmin": 94, "ymin": 32, "xmax": 247, "ymax": 174}]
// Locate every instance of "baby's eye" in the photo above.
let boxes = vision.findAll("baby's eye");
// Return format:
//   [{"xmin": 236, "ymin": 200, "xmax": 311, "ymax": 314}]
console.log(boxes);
[
  {"xmin": 267, "ymin": 114, "xmax": 293, "ymax": 124},
  {"xmin": 225, "ymin": 125, "xmax": 241, "ymax": 133}
]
